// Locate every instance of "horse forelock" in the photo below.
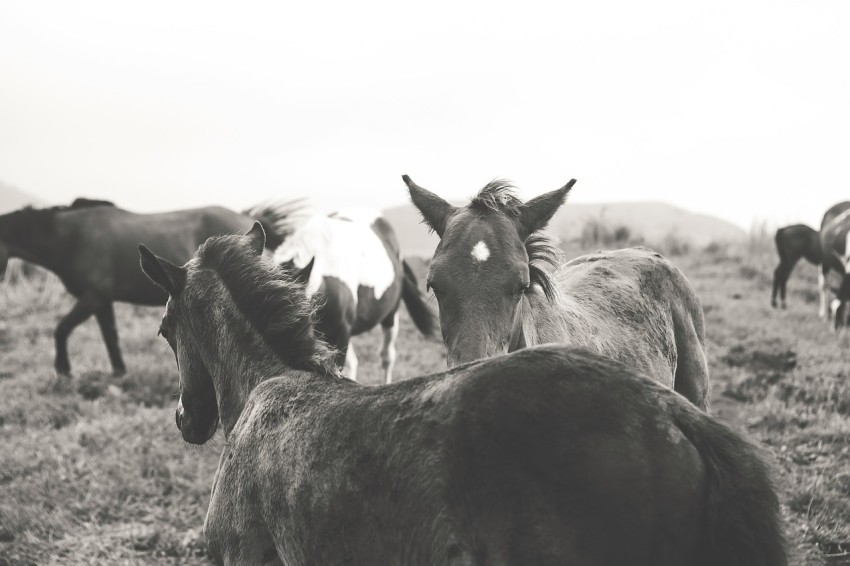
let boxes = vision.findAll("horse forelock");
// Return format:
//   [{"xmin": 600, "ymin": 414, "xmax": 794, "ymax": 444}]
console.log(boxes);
[
  {"xmin": 469, "ymin": 180, "xmax": 523, "ymax": 215},
  {"xmin": 196, "ymin": 234, "xmax": 339, "ymax": 376}
]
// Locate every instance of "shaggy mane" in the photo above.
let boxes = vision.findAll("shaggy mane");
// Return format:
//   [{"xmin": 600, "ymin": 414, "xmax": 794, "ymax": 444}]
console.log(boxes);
[
  {"xmin": 197, "ymin": 234, "xmax": 339, "ymax": 376},
  {"xmin": 469, "ymin": 180, "xmax": 561, "ymax": 302}
]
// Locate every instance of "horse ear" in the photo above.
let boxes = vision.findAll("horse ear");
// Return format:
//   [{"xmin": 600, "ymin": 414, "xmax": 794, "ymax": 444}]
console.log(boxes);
[
  {"xmin": 294, "ymin": 257, "xmax": 315, "ymax": 284},
  {"xmin": 139, "ymin": 244, "xmax": 186, "ymax": 296},
  {"xmin": 245, "ymin": 221, "xmax": 266, "ymax": 255},
  {"xmin": 403, "ymin": 175, "xmax": 457, "ymax": 238},
  {"xmin": 517, "ymin": 179, "xmax": 576, "ymax": 240}
]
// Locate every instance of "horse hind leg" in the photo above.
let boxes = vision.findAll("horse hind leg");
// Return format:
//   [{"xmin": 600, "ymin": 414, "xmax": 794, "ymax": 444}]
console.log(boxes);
[
  {"xmin": 380, "ymin": 311, "xmax": 400, "ymax": 384},
  {"xmin": 54, "ymin": 294, "xmax": 102, "ymax": 377},
  {"xmin": 95, "ymin": 302, "xmax": 126, "ymax": 376}
]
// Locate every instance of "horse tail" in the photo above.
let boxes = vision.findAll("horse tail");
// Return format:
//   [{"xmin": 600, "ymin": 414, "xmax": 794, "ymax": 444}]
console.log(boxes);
[
  {"xmin": 673, "ymin": 408, "xmax": 787, "ymax": 566},
  {"xmin": 243, "ymin": 199, "xmax": 311, "ymax": 251},
  {"xmin": 401, "ymin": 259, "xmax": 437, "ymax": 337}
]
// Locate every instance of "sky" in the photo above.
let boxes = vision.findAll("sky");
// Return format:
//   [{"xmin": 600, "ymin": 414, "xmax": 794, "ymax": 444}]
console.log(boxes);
[{"xmin": 0, "ymin": 0, "xmax": 848, "ymax": 229}]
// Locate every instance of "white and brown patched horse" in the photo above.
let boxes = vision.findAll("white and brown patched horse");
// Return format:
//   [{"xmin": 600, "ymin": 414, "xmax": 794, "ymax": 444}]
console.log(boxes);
[
  {"xmin": 404, "ymin": 176, "xmax": 711, "ymax": 410},
  {"xmin": 138, "ymin": 225, "xmax": 786, "ymax": 566},
  {"xmin": 818, "ymin": 201, "xmax": 850, "ymax": 328},
  {"xmin": 273, "ymin": 207, "xmax": 436, "ymax": 382}
]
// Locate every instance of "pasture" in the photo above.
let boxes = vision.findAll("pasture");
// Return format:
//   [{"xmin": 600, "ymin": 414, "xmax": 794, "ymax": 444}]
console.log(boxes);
[{"xmin": 1, "ymin": 240, "xmax": 849, "ymax": 565}]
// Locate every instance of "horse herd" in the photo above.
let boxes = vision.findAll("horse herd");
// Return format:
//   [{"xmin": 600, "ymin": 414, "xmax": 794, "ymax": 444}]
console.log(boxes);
[
  {"xmin": 772, "ymin": 200, "xmax": 850, "ymax": 328},
  {"xmin": 2, "ymin": 178, "xmax": 788, "ymax": 565}
]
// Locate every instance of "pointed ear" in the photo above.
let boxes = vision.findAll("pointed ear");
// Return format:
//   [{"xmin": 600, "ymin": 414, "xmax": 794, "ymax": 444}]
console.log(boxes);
[
  {"xmin": 294, "ymin": 257, "xmax": 315, "ymax": 284},
  {"xmin": 518, "ymin": 179, "xmax": 576, "ymax": 240},
  {"xmin": 245, "ymin": 221, "xmax": 266, "ymax": 255},
  {"xmin": 139, "ymin": 244, "xmax": 186, "ymax": 296},
  {"xmin": 402, "ymin": 175, "xmax": 457, "ymax": 238}
]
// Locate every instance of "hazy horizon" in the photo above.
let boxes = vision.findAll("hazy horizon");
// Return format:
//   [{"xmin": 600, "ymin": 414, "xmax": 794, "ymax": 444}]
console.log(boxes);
[{"xmin": 1, "ymin": 1, "xmax": 848, "ymax": 230}]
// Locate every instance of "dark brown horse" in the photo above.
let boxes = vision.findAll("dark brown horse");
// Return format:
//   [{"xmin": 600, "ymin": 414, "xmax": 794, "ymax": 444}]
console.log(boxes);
[
  {"xmin": 818, "ymin": 201, "xmax": 850, "ymax": 327},
  {"xmin": 404, "ymin": 176, "xmax": 711, "ymax": 411},
  {"xmin": 771, "ymin": 224, "xmax": 821, "ymax": 309},
  {"xmin": 140, "ymin": 225, "xmax": 786, "ymax": 566},
  {"xmin": 0, "ymin": 199, "xmax": 297, "ymax": 376}
]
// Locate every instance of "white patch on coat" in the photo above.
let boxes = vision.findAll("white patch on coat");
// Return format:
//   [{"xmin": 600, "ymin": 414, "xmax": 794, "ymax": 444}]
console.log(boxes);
[
  {"xmin": 831, "ymin": 298, "xmax": 842, "ymax": 319},
  {"xmin": 273, "ymin": 208, "xmax": 395, "ymax": 302},
  {"xmin": 471, "ymin": 240, "xmax": 490, "ymax": 262}
]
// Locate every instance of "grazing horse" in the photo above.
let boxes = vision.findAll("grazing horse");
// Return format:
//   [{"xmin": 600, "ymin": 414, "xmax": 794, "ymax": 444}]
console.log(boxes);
[
  {"xmin": 404, "ymin": 176, "xmax": 711, "ymax": 411},
  {"xmin": 771, "ymin": 224, "xmax": 821, "ymax": 309},
  {"xmin": 0, "ymin": 199, "xmax": 297, "ymax": 376},
  {"xmin": 273, "ymin": 207, "xmax": 436, "ymax": 383},
  {"xmin": 139, "ymin": 225, "xmax": 787, "ymax": 566},
  {"xmin": 818, "ymin": 201, "xmax": 850, "ymax": 328}
]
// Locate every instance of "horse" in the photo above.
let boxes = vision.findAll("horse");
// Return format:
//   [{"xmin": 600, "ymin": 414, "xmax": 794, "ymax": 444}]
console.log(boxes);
[
  {"xmin": 818, "ymin": 201, "xmax": 850, "ymax": 328},
  {"xmin": 403, "ymin": 176, "xmax": 711, "ymax": 411},
  {"xmin": 272, "ymin": 206, "xmax": 436, "ymax": 383},
  {"xmin": 771, "ymin": 224, "xmax": 821, "ymax": 309},
  {"xmin": 139, "ymin": 224, "xmax": 787, "ymax": 566},
  {"xmin": 0, "ymin": 198, "xmax": 299, "ymax": 376}
]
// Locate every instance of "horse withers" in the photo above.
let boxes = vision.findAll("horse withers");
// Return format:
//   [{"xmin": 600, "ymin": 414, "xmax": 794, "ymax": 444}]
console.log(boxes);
[
  {"xmin": 404, "ymin": 176, "xmax": 711, "ymax": 411},
  {"xmin": 273, "ymin": 207, "xmax": 435, "ymax": 383},
  {"xmin": 0, "ymin": 199, "xmax": 298, "ymax": 376},
  {"xmin": 139, "ymin": 225, "xmax": 786, "ymax": 566},
  {"xmin": 818, "ymin": 201, "xmax": 850, "ymax": 329},
  {"xmin": 771, "ymin": 224, "xmax": 821, "ymax": 309}
]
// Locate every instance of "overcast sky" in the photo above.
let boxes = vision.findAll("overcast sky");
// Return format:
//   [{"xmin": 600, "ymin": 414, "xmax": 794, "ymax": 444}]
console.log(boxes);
[{"xmin": 1, "ymin": 1, "xmax": 848, "ymax": 229}]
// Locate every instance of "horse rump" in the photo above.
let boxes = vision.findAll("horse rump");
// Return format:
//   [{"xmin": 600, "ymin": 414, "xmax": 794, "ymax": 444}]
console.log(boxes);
[
  {"xmin": 401, "ymin": 258, "xmax": 437, "ymax": 337},
  {"xmin": 674, "ymin": 407, "xmax": 787, "ymax": 566}
]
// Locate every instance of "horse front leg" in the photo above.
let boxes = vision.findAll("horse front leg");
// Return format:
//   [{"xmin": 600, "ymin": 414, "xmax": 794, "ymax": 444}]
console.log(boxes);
[
  {"xmin": 380, "ymin": 310, "xmax": 400, "ymax": 384},
  {"xmin": 819, "ymin": 267, "xmax": 830, "ymax": 319},
  {"xmin": 95, "ymin": 302, "xmax": 126, "ymax": 376},
  {"xmin": 54, "ymin": 294, "xmax": 101, "ymax": 377}
]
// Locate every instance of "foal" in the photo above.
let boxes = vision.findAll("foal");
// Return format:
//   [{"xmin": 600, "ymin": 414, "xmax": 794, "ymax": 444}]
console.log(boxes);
[{"xmin": 140, "ymin": 224, "xmax": 785, "ymax": 566}]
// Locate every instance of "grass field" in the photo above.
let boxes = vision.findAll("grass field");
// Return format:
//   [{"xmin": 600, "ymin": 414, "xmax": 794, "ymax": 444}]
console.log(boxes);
[{"xmin": 1, "ymin": 242, "xmax": 849, "ymax": 565}]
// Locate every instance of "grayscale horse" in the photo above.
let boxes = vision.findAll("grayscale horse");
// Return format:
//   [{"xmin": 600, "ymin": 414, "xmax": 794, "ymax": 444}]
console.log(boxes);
[
  {"xmin": 818, "ymin": 201, "xmax": 850, "ymax": 327},
  {"xmin": 0, "ymin": 198, "xmax": 299, "ymax": 376},
  {"xmin": 404, "ymin": 176, "xmax": 710, "ymax": 410},
  {"xmin": 139, "ymin": 225, "xmax": 786, "ymax": 566},
  {"xmin": 273, "ymin": 207, "xmax": 435, "ymax": 382},
  {"xmin": 771, "ymin": 224, "xmax": 821, "ymax": 309}
]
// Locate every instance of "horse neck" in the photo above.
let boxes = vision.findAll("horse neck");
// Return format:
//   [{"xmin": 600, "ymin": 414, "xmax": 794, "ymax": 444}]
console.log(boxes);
[
  {"xmin": 0, "ymin": 212, "xmax": 61, "ymax": 270},
  {"xmin": 200, "ymin": 319, "xmax": 293, "ymax": 437}
]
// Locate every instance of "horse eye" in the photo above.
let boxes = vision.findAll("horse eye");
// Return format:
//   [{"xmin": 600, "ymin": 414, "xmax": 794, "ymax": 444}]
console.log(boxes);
[
  {"xmin": 514, "ymin": 282, "xmax": 530, "ymax": 296},
  {"xmin": 426, "ymin": 282, "xmax": 440, "ymax": 295}
]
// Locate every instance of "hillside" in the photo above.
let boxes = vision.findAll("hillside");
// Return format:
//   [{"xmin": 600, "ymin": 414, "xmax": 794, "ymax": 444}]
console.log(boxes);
[
  {"xmin": 0, "ymin": 181, "xmax": 42, "ymax": 213},
  {"xmin": 383, "ymin": 200, "xmax": 746, "ymax": 257}
]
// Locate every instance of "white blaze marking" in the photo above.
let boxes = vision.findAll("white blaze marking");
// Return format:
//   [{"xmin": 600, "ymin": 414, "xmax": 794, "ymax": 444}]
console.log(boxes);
[
  {"xmin": 273, "ymin": 208, "xmax": 395, "ymax": 303},
  {"xmin": 471, "ymin": 241, "xmax": 490, "ymax": 262}
]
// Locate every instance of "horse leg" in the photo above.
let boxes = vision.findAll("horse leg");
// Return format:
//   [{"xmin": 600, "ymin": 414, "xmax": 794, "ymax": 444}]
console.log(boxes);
[
  {"xmin": 772, "ymin": 261, "xmax": 791, "ymax": 309},
  {"xmin": 380, "ymin": 310, "xmax": 400, "ymax": 384},
  {"xmin": 344, "ymin": 343, "xmax": 359, "ymax": 382},
  {"xmin": 54, "ymin": 294, "xmax": 101, "ymax": 377},
  {"xmin": 819, "ymin": 267, "xmax": 830, "ymax": 319},
  {"xmin": 95, "ymin": 302, "xmax": 126, "ymax": 376}
]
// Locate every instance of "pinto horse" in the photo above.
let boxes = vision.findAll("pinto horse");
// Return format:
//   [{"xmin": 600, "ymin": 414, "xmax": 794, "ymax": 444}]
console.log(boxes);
[
  {"xmin": 771, "ymin": 224, "xmax": 821, "ymax": 309},
  {"xmin": 404, "ymin": 176, "xmax": 711, "ymax": 410},
  {"xmin": 818, "ymin": 201, "xmax": 850, "ymax": 327},
  {"xmin": 139, "ymin": 225, "xmax": 786, "ymax": 566},
  {"xmin": 273, "ymin": 207, "xmax": 436, "ymax": 383},
  {"xmin": 0, "ymin": 199, "xmax": 298, "ymax": 376}
]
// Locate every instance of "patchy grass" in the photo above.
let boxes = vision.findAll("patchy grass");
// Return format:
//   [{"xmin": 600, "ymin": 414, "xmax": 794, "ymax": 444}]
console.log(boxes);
[{"xmin": 1, "ymin": 244, "xmax": 848, "ymax": 564}]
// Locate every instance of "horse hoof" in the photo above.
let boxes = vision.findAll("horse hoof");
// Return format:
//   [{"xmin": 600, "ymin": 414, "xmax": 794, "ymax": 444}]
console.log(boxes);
[{"xmin": 113, "ymin": 367, "xmax": 127, "ymax": 377}]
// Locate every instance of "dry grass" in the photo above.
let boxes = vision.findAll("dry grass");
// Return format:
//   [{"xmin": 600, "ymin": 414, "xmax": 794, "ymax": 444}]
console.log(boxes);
[{"xmin": 1, "ymin": 244, "xmax": 848, "ymax": 565}]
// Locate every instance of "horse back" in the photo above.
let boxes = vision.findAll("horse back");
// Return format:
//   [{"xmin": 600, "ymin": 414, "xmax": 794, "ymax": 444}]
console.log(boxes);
[{"xmin": 213, "ymin": 346, "xmax": 720, "ymax": 565}]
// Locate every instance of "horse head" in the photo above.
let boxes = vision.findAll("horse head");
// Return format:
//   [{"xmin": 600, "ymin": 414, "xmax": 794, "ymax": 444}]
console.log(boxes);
[
  {"xmin": 139, "ymin": 240, "xmax": 224, "ymax": 445},
  {"xmin": 404, "ymin": 175, "xmax": 575, "ymax": 366}
]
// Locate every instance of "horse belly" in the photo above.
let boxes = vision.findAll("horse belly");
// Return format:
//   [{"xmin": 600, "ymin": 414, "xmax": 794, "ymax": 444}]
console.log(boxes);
[{"xmin": 350, "ymin": 282, "xmax": 402, "ymax": 335}]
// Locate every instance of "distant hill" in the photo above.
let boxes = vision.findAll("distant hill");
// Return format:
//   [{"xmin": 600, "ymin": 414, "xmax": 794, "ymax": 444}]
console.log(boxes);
[
  {"xmin": 383, "ymin": 200, "xmax": 746, "ymax": 257},
  {"xmin": 0, "ymin": 181, "xmax": 43, "ymax": 213}
]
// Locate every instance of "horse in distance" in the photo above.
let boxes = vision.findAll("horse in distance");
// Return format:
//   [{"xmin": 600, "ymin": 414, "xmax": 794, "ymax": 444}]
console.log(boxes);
[
  {"xmin": 818, "ymin": 201, "xmax": 850, "ymax": 327},
  {"xmin": 139, "ymin": 224, "xmax": 786, "ymax": 566},
  {"xmin": 0, "ymin": 198, "xmax": 299, "ymax": 376},
  {"xmin": 403, "ymin": 175, "xmax": 711, "ymax": 411},
  {"xmin": 273, "ymin": 207, "xmax": 436, "ymax": 383},
  {"xmin": 771, "ymin": 224, "xmax": 822, "ymax": 309}
]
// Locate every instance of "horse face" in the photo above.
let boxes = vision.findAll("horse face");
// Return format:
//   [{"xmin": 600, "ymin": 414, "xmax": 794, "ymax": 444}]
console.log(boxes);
[{"xmin": 428, "ymin": 212, "xmax": 530, "ymax": 365}]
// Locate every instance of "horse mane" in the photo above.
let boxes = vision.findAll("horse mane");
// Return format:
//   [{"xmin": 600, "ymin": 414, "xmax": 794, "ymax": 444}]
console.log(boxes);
[
  {"xmin": 469, "ymin": 180, "xmax": 561, "ymax": 302},
  {"xmin": 196, "ymin": 234, "xmax": 339, "ymax": 377}
]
